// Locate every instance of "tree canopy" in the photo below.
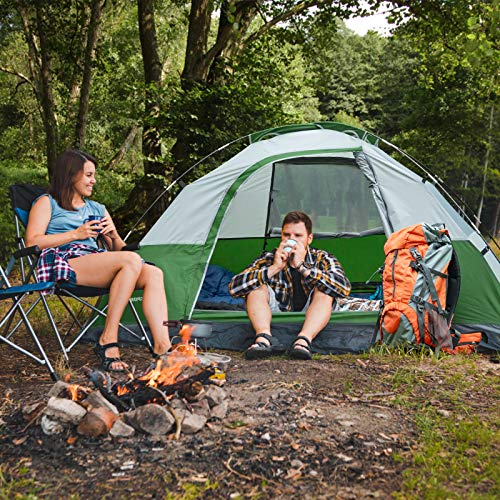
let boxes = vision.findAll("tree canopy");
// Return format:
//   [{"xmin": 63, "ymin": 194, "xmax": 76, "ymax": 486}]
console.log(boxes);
[{"xmin": 0, "ymin": 0, "xmax": 497, "ymax": 245}]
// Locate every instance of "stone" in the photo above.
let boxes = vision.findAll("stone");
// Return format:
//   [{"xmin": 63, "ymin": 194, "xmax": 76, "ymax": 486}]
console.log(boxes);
[
  {"xmin": 47, "ymin": 381, "xmax": 71, "ymax": 398},
  {"xmin": 182, "ymin": 413, "xmax": 207, "ymax": 434},
  {"xmin": 190, "ymin": 399, "xmax": 210, "ymax": 418},
  {"xmin": 41, "ymin": 414, "xmax": 65, "ymax": 435},
  {"xmin": 126, "ymin": 404, "xmax": 175, "ymax": 435},
  {"xmin": 44, "ymin": 397, "xmax": 87, "ymax": 424},
  {"xmin": 110, "ymin": 419, "xmax": 135, "ymax": 438},
  {"xmin": 204, "ymin": 386, "xmax": 227, "ymax": 407},
  {"xmin": 210, "ymin": 400, "xmax": 228, "ymax": 420}
]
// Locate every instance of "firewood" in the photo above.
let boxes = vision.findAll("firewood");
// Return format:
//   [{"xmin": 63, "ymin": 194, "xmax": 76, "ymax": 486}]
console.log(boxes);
[
  {"xmin": 125, "ymin": 404, "xmax": 175, "ymax": 435},
  {"xmin": 77, "ymin": 407, "xmax": 118, "ymax": 437},
  {"xmin": 44, "ymin": 397, "xmax": 87, "ymax": 424}
]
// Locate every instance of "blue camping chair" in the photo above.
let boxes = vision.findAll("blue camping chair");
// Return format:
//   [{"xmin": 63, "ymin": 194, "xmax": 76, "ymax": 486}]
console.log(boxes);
[
  {"xmin": 8, "ymin": 184, "xmax": 153, "ymax": 360},
  {"xmin": 0, "ymin": 246, "xmax": 58, "ymax": 380}
]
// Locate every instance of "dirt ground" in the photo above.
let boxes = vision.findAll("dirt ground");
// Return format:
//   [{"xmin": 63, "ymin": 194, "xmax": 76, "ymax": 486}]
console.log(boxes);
[{"xmin": 0, "ymin": 337, "xmax": 498, "ymax": 499}]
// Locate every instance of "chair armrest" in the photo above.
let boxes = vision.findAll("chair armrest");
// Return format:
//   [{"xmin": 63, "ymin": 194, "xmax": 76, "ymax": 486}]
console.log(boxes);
[
  {"xmin": 13, "ymin": 245, "xmax": 40, "ymax": 259},
  {"xmin": 121, "ymin": 242, "xmax": 140, "ymax": 252}
]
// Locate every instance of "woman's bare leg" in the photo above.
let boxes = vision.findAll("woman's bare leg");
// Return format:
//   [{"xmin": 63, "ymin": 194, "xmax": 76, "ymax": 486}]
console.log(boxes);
[
  {"xmin": 70, "ymin": 251, "xmax": 143, "ymax": 369},
  {"xmin": 135, "ymin": 264, "xmax": 171, "ymax": 355}
]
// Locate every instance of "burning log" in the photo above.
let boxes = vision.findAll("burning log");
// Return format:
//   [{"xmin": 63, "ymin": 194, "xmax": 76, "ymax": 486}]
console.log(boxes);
[
  {"xmin": 77, "ymin": 407, "xmax": 119, "ymax": 437},
  {"xmin": 83, "ymin": 391, "xmax": 119, "ymax": 415},
  {"xmin": 110, "ymin": 365, "xmax": 216, "ymax": 410}
]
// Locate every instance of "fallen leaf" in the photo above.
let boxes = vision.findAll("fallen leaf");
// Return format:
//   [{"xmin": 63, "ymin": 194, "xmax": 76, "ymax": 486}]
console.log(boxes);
[
  {"xmin": 13, "ymin": 436, "xmax": 28, "ymax": 445},
  {"xmin": 335, "ymin": 453, "xmax": 353, "ymax": 462},
  {"xmin": 67, "ymin": 435, "xmax": 78, "ymax": 445},
  {"xmin": 285, "ymin": 468, "xmax": 303, "ymax": 480},
  {"xmin": 189, "ymin": 475, "xmax": 208, "ymax": 483},
  {"xmin": 272, "ymin": 456, "xmax": 286, "ymax": 462},
  {"xmin": 290, "ymin": 442, "xmax": 300, "ymax": 450}
]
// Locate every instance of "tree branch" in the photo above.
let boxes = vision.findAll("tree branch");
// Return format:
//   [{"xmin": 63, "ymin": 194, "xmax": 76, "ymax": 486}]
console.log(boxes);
[
  {"xmin": 243, "ymin": 0, "xmax": 321, "ymax": 47},
  {"xmin": 0, "ymin": 66, "xmax": 35, "ymax": 90}
]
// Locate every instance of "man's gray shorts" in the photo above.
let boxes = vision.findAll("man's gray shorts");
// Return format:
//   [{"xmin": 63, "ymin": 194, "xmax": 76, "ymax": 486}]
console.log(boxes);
[{"xmin": 267, "ymin": 284, "xmax": 311, "ymax": 313}]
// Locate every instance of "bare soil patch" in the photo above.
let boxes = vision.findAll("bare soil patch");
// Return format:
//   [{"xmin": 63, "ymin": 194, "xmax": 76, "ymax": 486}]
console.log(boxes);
[{"xmin": 0, "ymin": 337, "xmax": 497, "ymax": 499}]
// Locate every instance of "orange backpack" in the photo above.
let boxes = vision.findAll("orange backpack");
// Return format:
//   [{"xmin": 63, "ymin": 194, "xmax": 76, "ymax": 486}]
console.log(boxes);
[{"xmin": 378, "ymin": 223, "xmax": 464, "ymax": 353}]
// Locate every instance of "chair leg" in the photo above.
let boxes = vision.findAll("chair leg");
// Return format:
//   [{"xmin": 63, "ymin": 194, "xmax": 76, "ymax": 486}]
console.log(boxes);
[{"xmin": 0, "ymin": 298, "xmax": 58, "ymax": 381}]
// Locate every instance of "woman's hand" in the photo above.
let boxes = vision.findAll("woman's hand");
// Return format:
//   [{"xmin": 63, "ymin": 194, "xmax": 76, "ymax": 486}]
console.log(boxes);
[
  {"xmin": 99, "ymin": 215, "xmax": 118, "ymax": 239},
  {"xmin": 74, "ymin": 220, "xmax": 101, "ymax": 240}
]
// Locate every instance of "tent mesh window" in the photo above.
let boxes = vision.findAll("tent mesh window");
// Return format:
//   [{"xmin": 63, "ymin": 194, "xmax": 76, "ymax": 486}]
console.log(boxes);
[{"xmin": 267, "ymin": 159, "xmax": 384, "ymax": 235}]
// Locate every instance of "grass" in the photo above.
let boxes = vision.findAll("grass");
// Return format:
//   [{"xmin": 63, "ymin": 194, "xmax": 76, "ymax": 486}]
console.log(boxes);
[
  {"xmin": 369, "ymin": 349, "xmax": 500, "ymax": 499},
  {"xmin": 0, "ymin": 465, "xmax": 42, "ymax": 500},
  {"xmin": 164, "ymin": 478, "xmax": 218, "ymax": 500},
  {"xmin": 396, "ymin": 411, "xmax": 500, "ymax": 499}
]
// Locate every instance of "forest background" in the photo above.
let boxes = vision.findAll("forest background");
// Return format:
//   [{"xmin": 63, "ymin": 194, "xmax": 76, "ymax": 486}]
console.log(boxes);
[{"xmin": 0, "ymin": 0, "xmax": 498, "ymax": 258}]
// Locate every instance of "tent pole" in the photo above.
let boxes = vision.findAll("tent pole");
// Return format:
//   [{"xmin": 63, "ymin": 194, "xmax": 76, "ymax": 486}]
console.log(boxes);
[
  {"xmin": 124, "ymin": 134, "xmax": 251, "ymax": 242},
  {"xmin": 379, "ymin": 138, "xmax": 500, "ymax": 253}
]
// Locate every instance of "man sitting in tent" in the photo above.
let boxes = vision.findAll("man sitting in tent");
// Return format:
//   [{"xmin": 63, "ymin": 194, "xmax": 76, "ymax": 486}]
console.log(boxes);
[{"xmin": 228, "ymin": 211, "xmax": 351, "ymax": 360}]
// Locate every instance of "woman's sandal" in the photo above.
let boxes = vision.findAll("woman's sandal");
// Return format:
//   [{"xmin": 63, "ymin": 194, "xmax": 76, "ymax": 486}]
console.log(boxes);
[
  {"xmin": 288, "ymin": 335, "xmax": 313, "ymax": 360},
  {"xmin": 245, "ymin": 333, "xmax": 285, "ymax": 360},
  {"xmin": 93, "ymin": 342, "xmax": 128, "ymax": 372}
]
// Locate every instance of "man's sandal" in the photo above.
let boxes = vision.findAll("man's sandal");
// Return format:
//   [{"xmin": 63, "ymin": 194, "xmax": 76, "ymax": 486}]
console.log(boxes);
[
  {"xmin": 288, "ymin": 335, "xmax": 313, "ymax": 360},
  {"xmin": 245, "ymin": 333, "xmax": 285, "ymax": 360},
  {"xmin": 93, "ymin": 342, "xmax": 128, "ymax": 372}
]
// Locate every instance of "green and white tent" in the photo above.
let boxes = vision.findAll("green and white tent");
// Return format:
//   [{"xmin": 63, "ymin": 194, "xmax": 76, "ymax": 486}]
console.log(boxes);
[{"xmin": 122, "ymin": 122, "xmax": 500, "ymax": 352}]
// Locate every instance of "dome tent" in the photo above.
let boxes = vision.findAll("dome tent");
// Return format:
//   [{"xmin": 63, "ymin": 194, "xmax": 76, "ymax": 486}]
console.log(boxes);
[{"xmin": 99, "ymin": 122, "xmax": 500, "ymax": 353}]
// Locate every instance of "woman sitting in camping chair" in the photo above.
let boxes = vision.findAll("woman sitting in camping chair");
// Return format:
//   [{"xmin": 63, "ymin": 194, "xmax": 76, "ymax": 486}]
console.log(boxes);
[{"xmin": 26, "ymin": 149, "xmax": 171, "ymax": 371}]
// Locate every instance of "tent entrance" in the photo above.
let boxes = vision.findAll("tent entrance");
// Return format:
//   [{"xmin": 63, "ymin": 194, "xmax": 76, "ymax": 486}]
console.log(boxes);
[{"xmin": 266, "ymin": 158, "xmax": 385, "ymax": 238}]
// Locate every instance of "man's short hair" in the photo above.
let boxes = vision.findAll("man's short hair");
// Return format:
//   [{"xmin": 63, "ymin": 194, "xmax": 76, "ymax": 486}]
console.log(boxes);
[{"xmin": 282, "ymin": 211, "xmax": 313, "ymax": 235}]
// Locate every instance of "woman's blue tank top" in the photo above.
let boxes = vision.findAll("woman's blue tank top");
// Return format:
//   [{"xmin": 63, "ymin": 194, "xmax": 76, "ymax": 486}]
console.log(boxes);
[{"xmin": 35, "ymin": 194, "xmax": 106, "ymax": 249}]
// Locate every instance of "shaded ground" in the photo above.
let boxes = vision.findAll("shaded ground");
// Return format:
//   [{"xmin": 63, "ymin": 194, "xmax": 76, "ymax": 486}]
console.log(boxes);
[{"xmin": 0, "ymin": 332, "xmax": 498, "ymax": 499}]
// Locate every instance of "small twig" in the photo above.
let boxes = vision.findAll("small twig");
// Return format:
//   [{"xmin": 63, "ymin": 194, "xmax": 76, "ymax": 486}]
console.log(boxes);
[
  {"xmin": 224, "ymin": 456, "xmax": 253, "ymax": 480},
  {"xmin": 21, "ymin": 405, "xmax": 45, "ymax": 432},
  {"xmin": 363, "ymin": 392, "xmax": 395, "ymax": 398}
]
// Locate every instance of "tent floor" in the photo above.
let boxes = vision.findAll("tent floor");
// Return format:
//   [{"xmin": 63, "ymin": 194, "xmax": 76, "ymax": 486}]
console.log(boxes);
[{"xmin": 84, "ymin": 319, "xmax": 378, "ymax": 355}]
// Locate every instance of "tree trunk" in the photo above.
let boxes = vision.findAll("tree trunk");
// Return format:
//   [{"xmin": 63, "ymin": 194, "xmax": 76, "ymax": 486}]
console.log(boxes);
[
  {"xmin": 181, "ymin": 0, "xmax": 214, "ymax": 85},
  {"xmin": 17, "ymin": 0, "xmax": 59, "ymax": 177},
  {"xmin": 112, "ymin": 0, "xmax": 167, "ymax": 236},
  {"xmin": 74, "ymin": 0, "xmax": 106, "ymax": 149},
  {"xmin": 492, "ymin": 200, "xmax": 500, "ymax": 239},
  {"xmin": 104, "ymin": 125, "xmax": 140, "ymax": 171},
  {"xmin": 138, "ymin": 0, "xmax": 163, "ymax": 175},
  {"xmin": 475, "ymin": 104, "xmax": 495, "ymax": 227}
]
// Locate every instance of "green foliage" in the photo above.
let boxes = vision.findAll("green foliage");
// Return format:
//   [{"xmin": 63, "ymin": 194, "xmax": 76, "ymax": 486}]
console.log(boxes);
[
  {"xmin": 0, "ymin": 159, "xmax": 47, "ymax": 263},
  {"xmin": 162, "ymin": 29, "xmax": 322, "ymax": 184}
]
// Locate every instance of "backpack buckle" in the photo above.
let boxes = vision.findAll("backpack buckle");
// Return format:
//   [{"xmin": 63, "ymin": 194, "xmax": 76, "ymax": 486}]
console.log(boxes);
[
  {"xmin": 410, "ymin": 247, "xmax": 422, "ymax": 261},
  {"xmin": 411, "ymin": 294, "xmax": 425, "ymax": 311}
]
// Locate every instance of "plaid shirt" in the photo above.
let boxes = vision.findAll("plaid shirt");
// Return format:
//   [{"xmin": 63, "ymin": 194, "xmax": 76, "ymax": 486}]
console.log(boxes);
[
  {"xmin": 36, "ymin": 243, "xmax": 105, "ymax": 290},
  {"xmin": 228, "ymin": 247, "xmax": 351, "ymax": 311}
]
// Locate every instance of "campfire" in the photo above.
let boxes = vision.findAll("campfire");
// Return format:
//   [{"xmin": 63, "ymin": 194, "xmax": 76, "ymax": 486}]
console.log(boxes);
[{"xmin": 31, "ymin": 326, "xmax": 229, "ymax": 439}]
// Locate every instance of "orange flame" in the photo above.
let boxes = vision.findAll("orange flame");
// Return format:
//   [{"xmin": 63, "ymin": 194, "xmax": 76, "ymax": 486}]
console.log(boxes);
[
  {"xmin": 67, "ymin": 384, "xmax": 81, "ymax": 401},
  {"xmin": 139, "ymin": 324, "xmax": 199, "ymax": 388}
]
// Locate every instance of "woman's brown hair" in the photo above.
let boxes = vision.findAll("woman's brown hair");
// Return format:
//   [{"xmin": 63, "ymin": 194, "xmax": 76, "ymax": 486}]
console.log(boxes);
[{"xmin": 49, "ymin": 149, "xmax": 97, "ymax": 210}]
